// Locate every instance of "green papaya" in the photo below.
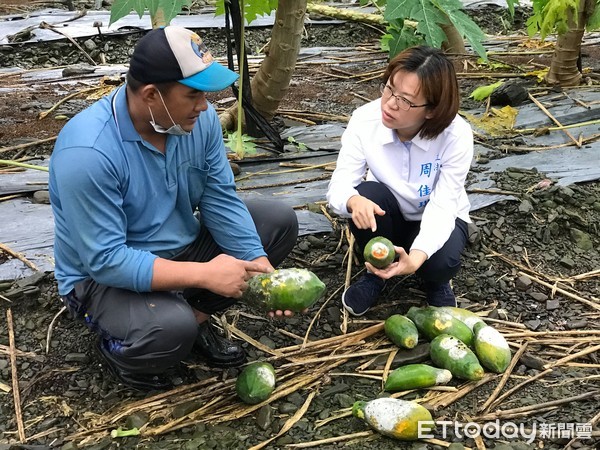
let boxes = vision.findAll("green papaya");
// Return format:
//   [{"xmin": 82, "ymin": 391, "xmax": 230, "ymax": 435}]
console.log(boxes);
[
  {"xmin": 429, "ymin": 334, "xmax": 484, "ymax": 381},
  {"xmin": 436, "ymin": 306, "xmax": 486, "ymax": 331},
  {"xmin": 406, "ymin": 306, "xmax": 474, "ymax": 347},
  {"xmin": 243, "ymin": 268, "xmax": 326, "ymax": 312},
  {"xmin": 236, "ymin": 362, "xmax": 276, "ymax": 404},
  {"xmin": 384, "ymin": 314, "xmax": 419, "ymax": 349},
  {"xmin": 363, "ymin": 236, "xmax": 396, "ymax": 269},
  {"xmin": 352, "ymin": 398, "xmax": 433, "ymax": 440},
  {"xmin": 384, "ymin": 364, "xmax": 452, "ymax": 391},
  {"xmin": 473, "ymin": 322, "xmax": 511, "ymax": 373}
]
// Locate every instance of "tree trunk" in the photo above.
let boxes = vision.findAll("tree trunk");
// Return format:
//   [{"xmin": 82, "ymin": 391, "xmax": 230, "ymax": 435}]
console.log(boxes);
[
  {"xmin": 545, "ymin": 0, "xmax": 594, "ymax": 86},
  {"xmin": 151, "ymin": 8, "xmax": 167, "ymax": 28},
  {"xmin": 220, "ymin": 0, "xmax": 307, "ymax": 129},
  {"xmin": 440, "ymin": 22, "xmax": 466, "ymax": 55}
]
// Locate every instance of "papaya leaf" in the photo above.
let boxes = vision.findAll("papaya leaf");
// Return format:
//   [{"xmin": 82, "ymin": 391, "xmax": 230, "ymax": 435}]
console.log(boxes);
[
  {"xmin": 159, "ymin": 0, "xmax": 192, "ymax": 25},
  {"xmin": 225, "ymin": 131, "xmax": 257, "ymax": 158},
  {"xmin": 384, "ymin": 22, "xmax": 426, "ymax": 56},
  {"xmin": 588, "ymin": 3, "xmax": 600, "ymax": 29},
  {"xmin": 109, "ymin": 0, "xmax": 137, "ymax": 25},
  {"xmin": 469, "ymin": 81, "xmax": 504, "ymax": 101},
  {"xmin": 434, "ymin": 2, "xmax": 487, "ymax": 60},
  {"xmin": 384, "ymin": 0, "xmax": 413, "ymax": 21},
  {"xmin": 216, "ymin": 0, "xmax": 278, "ymax": 25},
  {"xmin": 505, "ymin": 0, "xmax": 519, "ymax": 18},
  {"xmin": 411, "ymin": 0, "xmax": 449, "ymax": 49}
]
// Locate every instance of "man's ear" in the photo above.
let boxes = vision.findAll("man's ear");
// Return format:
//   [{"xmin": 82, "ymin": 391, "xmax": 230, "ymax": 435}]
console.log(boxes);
[{"xmin": 140, "ymin": 84, "xmax": 159, "ymax": 105}]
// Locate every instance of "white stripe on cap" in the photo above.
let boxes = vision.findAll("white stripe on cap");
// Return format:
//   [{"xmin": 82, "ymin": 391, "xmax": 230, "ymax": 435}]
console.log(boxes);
[{"xmin": 164, "ymin": 26, "xmax": 214, "ymax": 79}]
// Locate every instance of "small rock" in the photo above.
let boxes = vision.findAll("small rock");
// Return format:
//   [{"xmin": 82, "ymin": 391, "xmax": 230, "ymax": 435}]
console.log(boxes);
[
  {"xmin": 172, "ymin": 401, "xmax": 202, "ymax": 419},
  {"xmin": 515, "ymin": 275, "xmax": 532, "ymax": 291},
  {"xmin": 569, "ymin": 228, "xmax": 593, "ymax": 250},
  {"xmin": 61, "ymin": 442, "xmax": 78, "ymax": 450},
  {"xmin": 333, "ymin": 393, "xmax": 355, "ymax": 408},
  {"xmin": 278, "ymin": 402, "xmax": 297, "ymax": 414},
  {"xmin": 258, "ymin": 335, "xmax": 277, "ymax": 349},
  {"xmin": 529, "ymin": 291, "xmax": 548, "ymax": 302},
  {"xmin": 256, "ymin": 405, "xmax": 272, "ymax": 430},
  {"xmin": 518, "ymin": 199, "xmax": 533, "ymax": 213},
  {"xmin": 524, "ymin": 319, "xmax": 541, "ymax": 331},
  {"xmin": 566, "ymin": 319, "xmax": 588, "ymax": 329},
  {"xmin": 447, "ymin": 444, "xmax": 465, "ymax": 450},
  {"xmin": 126, "ymin": 411, "xmax": 149, "ymax": 429},
  {"xmin": 519, "ymin": 353, "xmax": 547, "ymax": 370},
  {"xmin": 83, "ymin": 39, "xmax": 97, "ymax": 51},
  {"xmin": 62, "ymin": 64, "xmax": 96, "ymax": 76},
  {"xmin": 306, "ymin": 235, "xmax": 326, "ymax": 249},
  {"xmin": 546, "ymin": 299, "xmax": 560, "ymax": 310},
  {"xmin": 64, "ymin": 353, "xmax": 90, "ymax": 363},
  {"xmin": 229, "ymin": 162, "xmax": 241, "ymax": 175}
]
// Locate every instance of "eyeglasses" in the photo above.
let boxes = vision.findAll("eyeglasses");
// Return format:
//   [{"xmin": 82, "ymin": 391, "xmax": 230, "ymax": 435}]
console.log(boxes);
[{"xmin": 379, "ymin": 83, "xmax": 430, "ymax": 111}]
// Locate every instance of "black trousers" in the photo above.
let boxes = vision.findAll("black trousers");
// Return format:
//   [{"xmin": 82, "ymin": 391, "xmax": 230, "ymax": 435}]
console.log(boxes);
[
  {"xmin": 349, "ymin": 181, "xmax": 468, "ymax": 285},
  {"xmin": 61, "ymin": 199, "xmax": 298, "ymax": 374}
]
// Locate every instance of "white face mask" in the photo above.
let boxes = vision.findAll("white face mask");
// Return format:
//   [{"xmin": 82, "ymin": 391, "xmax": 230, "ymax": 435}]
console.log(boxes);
[{"xmin": 148, "ymin": 88, "xmax": 191, "ymax": 136}]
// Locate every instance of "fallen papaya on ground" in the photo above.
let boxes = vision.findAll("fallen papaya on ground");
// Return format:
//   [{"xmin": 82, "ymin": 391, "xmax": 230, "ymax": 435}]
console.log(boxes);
[
  {"xmin": 384, "ymin": 314, "xmax": 419, "ymax": 349},
  {"xmin": 473, "ymin": 321, "xmax": 512, "ymax": 373},
  {"xmin": 236, "ymin": 362, "xmax": 276, "ymax": 404},
  {"xmin": 407, "ymin": 306, "xmax": 474, "ymax": 347},
  {"xmin": 429, "ymin": 334, "xmax": 484, "ymax": 381},
  {"xmin": 352, "ymin": 397, "xmax": 434, "ymax": 440},
  {"xmin": 384, "ymin": 363, "xmax": 452, "ymax": 391}
]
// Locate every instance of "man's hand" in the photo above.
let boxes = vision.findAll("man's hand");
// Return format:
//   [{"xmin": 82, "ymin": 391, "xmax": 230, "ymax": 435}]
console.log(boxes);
[
  {"xmin": 366, "ymin": 247, "xmax": 427, "ymax": 279},
  {"xmin": 347, "ymin": 195, "xmax": 386, "ymax": 232},
  {"xmin": 203, "ymin": 254, "xmax": 272, "ymax": 298}
]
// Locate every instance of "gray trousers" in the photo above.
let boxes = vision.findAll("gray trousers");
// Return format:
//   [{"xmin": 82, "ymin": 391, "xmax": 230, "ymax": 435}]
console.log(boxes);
[{"xmin": 61, "ymin": 200, "xmax": 298, "ymax": 374}]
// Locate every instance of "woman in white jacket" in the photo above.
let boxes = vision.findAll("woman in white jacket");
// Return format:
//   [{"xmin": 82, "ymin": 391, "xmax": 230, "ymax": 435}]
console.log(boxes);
[{"xmin": 326, "ymin": 46, "xmax": 473, "ymax": 316}]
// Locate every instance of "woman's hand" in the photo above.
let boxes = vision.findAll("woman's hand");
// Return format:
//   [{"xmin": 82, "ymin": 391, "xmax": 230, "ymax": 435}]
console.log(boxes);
[
  {"xmin": 366, "ymin": 247, "xmax": 427, "ymax": 279},
  {"xmin": 347, "ymin": 195, "xmax": 386, "ymax": 232}
]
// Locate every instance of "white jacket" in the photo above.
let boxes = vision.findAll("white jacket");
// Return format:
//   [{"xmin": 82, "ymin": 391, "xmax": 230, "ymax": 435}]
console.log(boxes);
[{"xmin": 326, "ymin": 100, "xmax": 473, "ymax": 258}]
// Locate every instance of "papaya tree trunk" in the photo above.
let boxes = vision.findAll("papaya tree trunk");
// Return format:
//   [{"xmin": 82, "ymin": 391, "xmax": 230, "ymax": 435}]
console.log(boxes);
[
  {"xmin": 151, "ymin": 8, "xmax": 167, "ymax": 28},
  {"xmin": 251, "ymin": 0, "xmax": 307, "ymax": 120},
  {"xmin": 440, "ymin": 21, "xmax": 466, "ymax": 54},
  {"xmin": 220, "ymin": 0, "xmax": 307, "ymax": 129},
  {"xmin": 545, "ymin": 0, "xmax": 594, "ymax": 86}
]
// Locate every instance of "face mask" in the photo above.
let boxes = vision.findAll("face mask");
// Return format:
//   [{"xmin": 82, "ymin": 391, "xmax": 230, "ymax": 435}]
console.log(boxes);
[{"xmin": 148, "ymin": 88, "xmax": 191, "ymax": 136}]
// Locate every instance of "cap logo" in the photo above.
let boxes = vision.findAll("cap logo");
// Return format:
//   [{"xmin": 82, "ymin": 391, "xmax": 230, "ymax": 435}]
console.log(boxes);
[{"xmin": 190, "ymin": 32, "xmax": 214, "ymax": 66}]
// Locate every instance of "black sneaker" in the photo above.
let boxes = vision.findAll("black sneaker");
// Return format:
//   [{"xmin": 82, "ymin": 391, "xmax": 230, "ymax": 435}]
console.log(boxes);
[
  {"xmin": 193, "ymin": 320, "xmax": 246, "ymax": 368},
  {"xmin": 341, "ymin": 273, "xmax": 385, "ymax": 316},
  {"xmin": 425, "ymin": 282, "xmax": 457, "ymax": 307},
  {"xmin": 96, "ymin": 339, "xmax": 172, "ymax": 392}
]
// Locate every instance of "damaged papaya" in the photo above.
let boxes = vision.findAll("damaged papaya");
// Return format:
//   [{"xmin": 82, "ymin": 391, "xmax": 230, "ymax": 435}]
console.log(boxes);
[
  {"xmin": 243, "ymin": 268, "xmax": 326, "ymax": 312},
  {"xmin": 363, "ymin": 236, "xmax": 396, "ymax": 269}
]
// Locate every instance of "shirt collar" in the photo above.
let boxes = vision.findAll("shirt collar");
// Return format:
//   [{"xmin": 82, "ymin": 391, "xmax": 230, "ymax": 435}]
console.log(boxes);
[
  {"xmin": 112, "ymin": 85, "xmax": 142, "ymax": 142},
  {"xmin": 378, "ymin": 122, "xmax": 432, "ymax": 152}
]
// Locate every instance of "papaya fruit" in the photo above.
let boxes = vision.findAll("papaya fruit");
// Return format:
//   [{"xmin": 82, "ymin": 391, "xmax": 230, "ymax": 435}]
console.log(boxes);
[
  {"xmin": 429, "ymin": 334, "xmax": 484, "ymax": 381},
  {"xmin": 363, "ymin": 236, "xmax": 396, "ymax": 269},
  {"xmin": 384, "ymin": 364, "xmax": 452, "ymax": 391},
  {"xmin": 407, "ymin": 306, "xmax": 474, "ymax": 347},
  {"xmin": 384, "ymin": 314, "xmax": 419, "ymax": 349},
  {"xmin": 236, "ymin": 362, "xmax": 276, "ymax": 404},
  {"xmin": 243, "ymin": 268, "xmax": 326, "ymax": 312},
  {"xmin": 473, "ymin": 322, "xmax": 511, "ymax": 373},
  {"xmin": 436, "ymin": 306, "xmax": 486, "ymax": 331},
  {"xmin": 352, "ymin": 397, "xmax": 434, "ymax": 440}
]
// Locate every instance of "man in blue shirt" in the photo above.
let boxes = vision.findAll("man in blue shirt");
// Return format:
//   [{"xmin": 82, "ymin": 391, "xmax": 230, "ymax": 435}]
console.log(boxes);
[{"xmin": 49, "ymin": 26, "xmax": 298, "ymax": 391}]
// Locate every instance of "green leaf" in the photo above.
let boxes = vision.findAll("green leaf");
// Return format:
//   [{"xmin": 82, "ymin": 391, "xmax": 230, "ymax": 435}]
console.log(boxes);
[
  {"xmin": 215, "ymin": 0, "xmax": 277, "ymax": 25},
  {"xmin": 437, "ymin": 4, "xmax": 487, "ymax": 60},
  {"xmin": 109, "ymin": 0, "xmax": 137, "ymax": 25},
  {"xmin": 384, "ymin": 22, "xmax": 425, "ymax": 57},
  {"xmin": 505, "ymin": 0, "xmax": 519, "ymax": 18},
  {"xmin": 225, "ymin": 131, "xmax": 257, "ymax": 158},
  {"xmin": 132, "ymin": 0, "xmax": 146, "ymax": 17},
  {"xmin": 587, "ymin": 3, "xmax": 600, "ymax": 29},
  {"xmin": 384, "ymin": 0, "xmax": 413, "ymax": 21},
  {"xmin": 158, "ymin": 0, "xmax": 192, "ymax": 25},
  {"xmin": 469, "ymin": 81, "xmax": 504, "ymax": 101}
]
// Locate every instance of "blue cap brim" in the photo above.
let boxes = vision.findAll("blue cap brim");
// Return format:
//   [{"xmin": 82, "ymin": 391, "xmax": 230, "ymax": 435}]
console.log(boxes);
[{"xmin": 178, "ymin": 62, "xmax": 239, "ymax": 92}]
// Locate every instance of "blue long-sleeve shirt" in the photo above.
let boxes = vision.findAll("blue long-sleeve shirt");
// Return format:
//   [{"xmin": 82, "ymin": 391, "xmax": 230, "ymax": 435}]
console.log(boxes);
[{"xmin": 49, "ymin": 85, "xmax": 266, "ymax": 296}]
